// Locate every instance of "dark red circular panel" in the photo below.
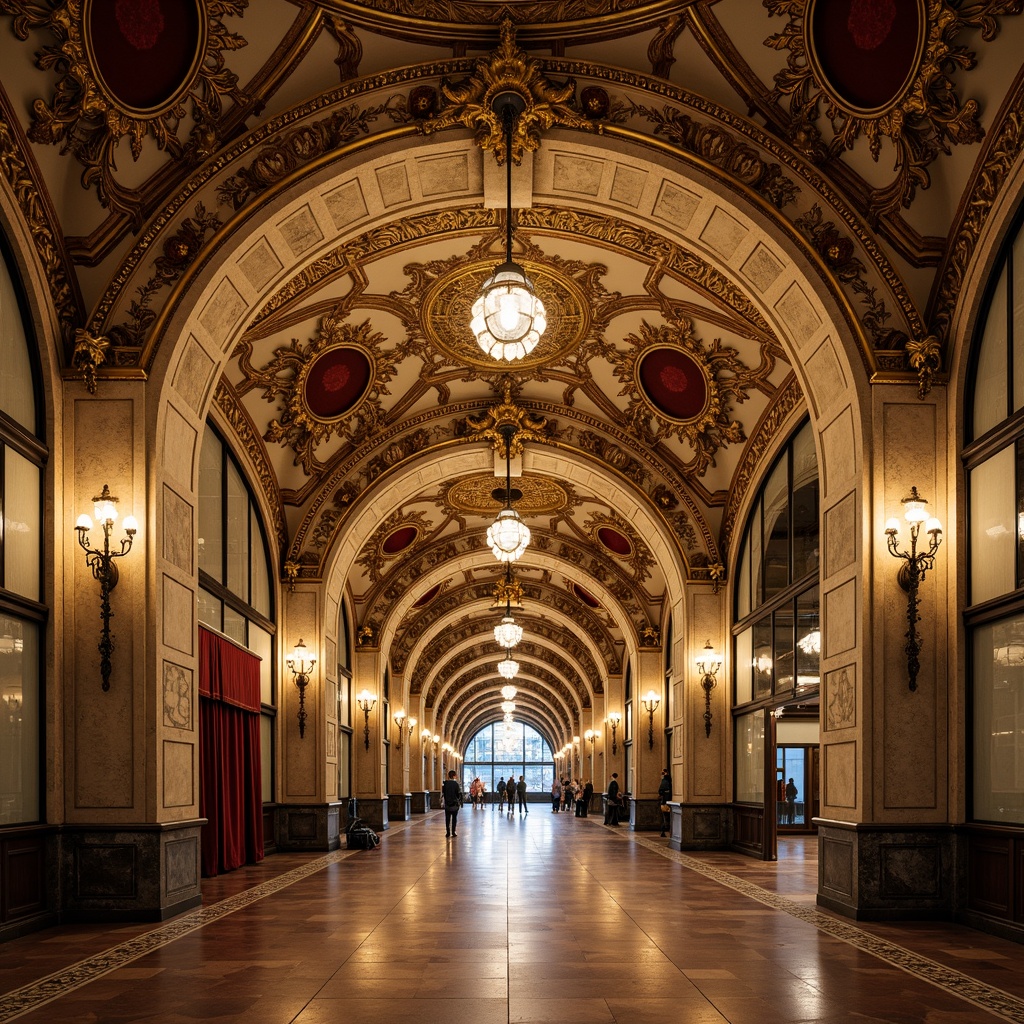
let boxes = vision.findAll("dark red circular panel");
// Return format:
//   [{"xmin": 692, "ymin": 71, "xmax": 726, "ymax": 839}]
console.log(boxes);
[
  {"xmin": 597, "ymin": 528, "xmax": 632, "ymax": 557},
  {"xmin": 382, "ymin": 527, "xmax": 418, "ymax": 555},
  {"xmin": 638, "ymin": 347, "xmax": 708, "ymax": 421},
  {"xmin": 87, "ymin": 0, "xmax": 202, "ymax": 112},
  {"xmin": 413, "ymin": 584, "xmax": 441, "ymax": 608},
  {"xmin": 809, "ymin": 0, "xmax": 921, "ymax": 112},
  {"xmin": 574, "ymin": 583, "xmax": 601, "ymax": 609},
  {"xmin": 304, "ymin": 348, "xmax": 372, "ymax": 419}
]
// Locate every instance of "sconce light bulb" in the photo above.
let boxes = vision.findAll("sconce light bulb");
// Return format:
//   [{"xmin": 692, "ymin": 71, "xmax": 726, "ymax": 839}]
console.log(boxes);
[
  {"xmin": 884, "ymin": 517, "xmax": 900, "ymax": 535},
  {"xmin": 76, "ymin": 513, "xmax": 93, "ymax": 531},
  {"xmin": 122, "ymin": 515, "xmax": 139, "ymax": 534},
  {"xmin": 433, "ymin": 734, "xmax": 440, "ymax": 743},
  {"xmin": 925, "ymin": 517, "xmax": 942, "ymax": 535},
  {"xmin": 408, "ymin": 717, "xmax": 417, "ymax": 729}
]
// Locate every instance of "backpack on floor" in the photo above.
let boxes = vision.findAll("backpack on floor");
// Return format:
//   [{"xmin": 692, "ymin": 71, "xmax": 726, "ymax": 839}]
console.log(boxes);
[{"xmin": 346, "ymin": 817, "xmax": 381, "ymax": 850}]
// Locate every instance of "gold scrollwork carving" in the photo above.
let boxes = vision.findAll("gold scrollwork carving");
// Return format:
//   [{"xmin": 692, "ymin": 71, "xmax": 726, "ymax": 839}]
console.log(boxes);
[
  {"xmin": 906, "ymin": 333, "xmax": 942, "ymax": 399},
  {"xmin": 0, "ymin": 0, "xmax": 248, "ymax": 221},
  {"xmin": 461, "ymin": 377, "xmax": 550, "ymax": 457},
  {"xmin": 420, "ymin": 16, "xmax": 600, "ymax": 164},
  {"xmin": 71, "ymin": 329, "xmax": 108, "ymax": 393},
  {"xmin": 764, "ymin": 0, "xmax": 1022, "ymax": 222}
]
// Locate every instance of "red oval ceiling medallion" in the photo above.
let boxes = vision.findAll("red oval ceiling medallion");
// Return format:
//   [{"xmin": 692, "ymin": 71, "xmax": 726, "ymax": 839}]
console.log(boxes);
[
  {"xmin": 87, "ymin": 0, "xmax": 203, "ymax": 113},
  {"xmin": 304, "ymin": 348, "xmax": 372, "ymax": 420},
  {"xmin": 413, "ymin": 584, "xmax": 441, "ymax": 608},
  {"xmin": 574, "ymin": 583, "xmax": 601, "ymax": 609},
  {"xmin": 808, "ymin": 0, "xmax": 922, "ymax": 113},
  {"xmin": 637, "ymin": 347, "xmax": 708, "ymax": 422},
  {"xmin": 382, "ymin": 526, "xmax": 418, "ymax": 555},
  {"xmin": 597, "ymin": 527, "xmax": 632, "ymax": 557}
]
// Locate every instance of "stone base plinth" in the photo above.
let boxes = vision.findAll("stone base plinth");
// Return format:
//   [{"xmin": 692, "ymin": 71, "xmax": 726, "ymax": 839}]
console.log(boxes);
[
  {"xmin": 388, "ymin": 793, "xmax": 412, "ymax": 821},
  {"xmin": 816, "ymin": 820, "xmax": 955, "ymax": 920},
  {"xmin": 275, "ymin": 803, "xmax": 345, "ymax": 851},
  {"xmin": 410, "ymin": 791, "xmax": 431, "ymax": 813},
  {"xmin": 668, "ymin": 804, "xmax": 731, "ymax": 850},
  {"xmin": 628, "ymin": 798, "xmax": 663, "ymax": 831},
  {"xmin": 59, "ymin": 819, "xmax": 205, "ymax": 923},
  {"xmin": 353, "ymin": 798, "xmax": 390, "ymax": 832}
]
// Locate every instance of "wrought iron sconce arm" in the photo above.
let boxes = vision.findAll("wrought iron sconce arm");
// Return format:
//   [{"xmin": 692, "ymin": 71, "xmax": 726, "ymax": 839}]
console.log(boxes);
[
  {"xmin": 357, "ymin": 689, "xmax": 377, "ymax": 749},
  {"xmin": 641, "ymin": 691, "xmax": 660, "ymax": 749},
  {"xmin": 695, "ymin": 640, "xmax": 723, "ymax": 738},
  {"xmin": 286, "ymin": 640, "xmax": 317, "ymax": 739},
  {"xmin": 884, "ymin": 488, "xmax": 942, "ymax": 692},
  {"xmin": 607, "ymin": 712, "xmax": 621, "ymax": 755},
  {"xmin": 74, "ymin": 484, "xmax": 138, "ymax": 692}
]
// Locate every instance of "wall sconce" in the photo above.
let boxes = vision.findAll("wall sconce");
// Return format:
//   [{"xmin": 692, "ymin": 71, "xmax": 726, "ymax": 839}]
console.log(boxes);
[
  {"xmin": 884, "ymin": 487, "xmax": 943, "ymax": 692},
  {"xmin": 432, "ymin": 732, "xmax": 440, "ymax": 753},
  {"xmin": 584, "ymin": 728, "xmax": 597, "ymax": 769},
  {"xmin": 408, "ymin": 716, "xmax": 417, "ymax": 743},
  {"xmin": 641, "ymin": 690, "xmax": 661, "ymax": 748},
  {"xmin": 74, "ymin": 484, "xmax": 138, "ymax": 692},
  {"xmin": 357, "ymin": 688, "xmax": 377, "ymax": 749},
  {"xmin": 607, "ymin": 711, "xmax": 621, "ymax": 755},
  {"xmin": 695, "ymin": 640, "xmax": 723, "ymax": 738},
  {"xmin": 394, "ymin": 709, "xmax": 406, "ymax": 748},
  {"xmin": 285, "ymin": 639, "xmax": 317, "ymax": 739}
]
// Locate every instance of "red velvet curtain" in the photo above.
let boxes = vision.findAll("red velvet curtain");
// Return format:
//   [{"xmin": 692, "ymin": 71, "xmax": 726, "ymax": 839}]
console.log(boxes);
[{"xmin": 199, "ymin": 625, "xmax": 264, "ymax": 877}]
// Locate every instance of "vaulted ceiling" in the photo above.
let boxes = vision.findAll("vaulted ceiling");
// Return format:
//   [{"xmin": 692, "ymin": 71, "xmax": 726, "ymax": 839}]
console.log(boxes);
[{"xmin": 2, "ymin": 0, "xmax": 1021, "ymax": 750}]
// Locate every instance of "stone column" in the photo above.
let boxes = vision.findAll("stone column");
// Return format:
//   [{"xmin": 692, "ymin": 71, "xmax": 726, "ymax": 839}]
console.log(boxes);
[
  {"xmin": 352, "ymin": 646, "xmax": 388, "ymax": 830},
  {"xmin": 629, "ymin": 646, "xmax": 666, "ymax": 831}
]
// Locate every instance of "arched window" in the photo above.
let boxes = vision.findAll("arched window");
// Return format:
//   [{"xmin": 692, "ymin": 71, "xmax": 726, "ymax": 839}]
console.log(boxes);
[
  {"xmin": 198, "ymin": 424, "xmax": 276, "ymax": 803},
  {"xmin": 731, "ymin": 419, "xmax": 820, "ymax": 804},
  {"xmin": 463, "ymin": 721, "xmax": 554, "ymax": 793},
  {"xmin": 964, "ymin": 207, "xmax": 1024, "ymax": 826},
  {"xmin": 0, "ymin": 233, "xmax": 46, "ymax": 831}
]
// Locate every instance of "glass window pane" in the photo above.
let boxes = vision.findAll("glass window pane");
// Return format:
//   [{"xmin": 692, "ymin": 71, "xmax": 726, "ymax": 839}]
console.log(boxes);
[
  {"xmin": 736, "ymin": 532, "xmax": 751, "ymax": 620},
  {"xmin": 250, "ymin": 507, "xmax": 270, "ymax": 619},
  {"xmin": 774, "ymin": 603, "xmax": 795, "ymax": 693},
  {"xmin": 753, "ymin": 615, "xmax": 773, "ymax": 699},
  {"xmin": 974, "ymin": 264, "xmax": 1008, "ymax": 438},
  {"xmin": 197, "ymin": 589, "xmax": 221, "ymax": 631},
  {"xmin": 250, "ymin": 624, "xmax": 272, "ymax": 706},
  {"xmin": 734, "ymin": 626, "xmax": 753, "ymax": 705},
  {"xmin": 338, "ymin": 602, "xmax": 350, "ymax": 671},
  {"xmin": 225, "ymin": 460, "xmax": 249, "ymax": 598},
  {"xmin": 796, "ymin": 587, "xmax": 821, "ymax": 689},
  {"xmin": 735, "ymin": 711, "xmax": 764, "ymax": 803},
  {"xmin": 970, "ymin": 446, "xmax": 1015, "ymax": 605},
  {"xmin": 1014, "ymin": 232, "xmax": 1024, "ymax": 412},
  {"xmin": 222, "ymin": 605, "xmax": 245, "ymax": 646},
  {"xmin": 198, "ymin": 427, "xmax": 223, "ymax": 580},
  {"xmin": 973, "ymin": 614, "xmax": 1024, "ymax": 824},
  {"xmin": 763, "ymin": 457, "xmax": 790, "ymax": 598},
  {"xmin": 750, "ymin": 498, "xmax": 763, "ymax": 611},
  {"xmin": 4, "ymin": 451, "xmax": 39, "ymax": 600},
  {"xmin": 260, "ymin": 714, "xmax": 272, "ymax": 804},
  {"xmin": 0, "ymin": 256, "xmax": 36, "ymax": 433},
  {"xmin": 338, "ymin": 675, "xmax": 350, "ymax": 728},
  {"xmin": 791, "ymin": 423, "xmax": 819, "ymax": 582},
  {"xmin": 338, "ymin": 729, "xmax": 351, "ymax": 800},
  {"xmin": 0, "ymin": 617, "xmax": 39, "ymax": 824}
]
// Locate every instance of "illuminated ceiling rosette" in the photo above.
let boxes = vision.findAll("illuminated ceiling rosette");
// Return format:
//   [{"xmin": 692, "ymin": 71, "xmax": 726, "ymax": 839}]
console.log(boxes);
[
  {"xmin": 237, "ymin": 313, "xmax": 397, "ymax": 475},
  {"xmin": 606, "ymin": 309, "xmax": 757, "ymax": 477}
]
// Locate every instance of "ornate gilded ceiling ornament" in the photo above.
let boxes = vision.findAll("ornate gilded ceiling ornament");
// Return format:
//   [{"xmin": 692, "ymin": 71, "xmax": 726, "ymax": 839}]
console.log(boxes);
[
  {"xmin": 708, "ymin": 562, "xmax": 725, "ymax": 594},
  {"xmin": 638, "ymin": 624, "xmax": 661, "ymax": 647},
  {"xmin": 461, "ymin": 378, "xmax": 550, "ymax": 456},
  {"xmin": 356, "ymin": 509, "xmax": 433, "ymax": 583},
  {"xmin": 241, "ymin": 313, "xmax": 397, "ymax": 475},
  {"xmin": 443, "ymin": 475, "xmax": 570, "ymax": 518},
  {"xmin": 493, "ymin": 573, "xmax": 524, "ymax": 606},
  {"xmin": 420, "ymin": 16, "xmax": 599, "ymax": 164},
  {"xmin": 764, "ymin": 0, "xmax": 1022, "ymax": 221},
  {"xmin": 356, "ymin": 623, "xmax": 376, "ymax": 647},
  {"xmin": 1, "ymin": 0, "xmax": 248, "ymax": 220},
  {"xmin": 906, "ymin": 333, "xmax": 942, "ymax": 399},
  {"xmin": 283, "ymin": 560, "xmax": 300, "ymax": 593},
  {"xmin": 606, "ymin": 309, "xmax": 754, "ymax": 478},
  {"xmin": 583, "ymin": 512, "xmax": 654, "ymax": 583},
  {"xmin": 71, "ymin": 329, "xmax": 109, "ymax": 394}
]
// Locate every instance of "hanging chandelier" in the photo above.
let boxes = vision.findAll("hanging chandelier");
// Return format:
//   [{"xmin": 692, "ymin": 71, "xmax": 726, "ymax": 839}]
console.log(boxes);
[
  {"xmin": 498, "ymin": 653, "xmax": 519, "ymax": 679},
  {"xmin": 500, "ymin": 682, "xmax": 517, "ymax": 701},
  {"xmin": 470, "ymin": 93, "xmax": 546, "ymax": 362},
  {"xmin": 494, "ymin": 604, "xmax": 523, "ymax": 649},
  {"xmin": 487, "ymin": 424, "xmax": 530, "ymax": 563},
  {"xmin": 501, "ymin": 700, "xmax": 516, "ymax": 715}
]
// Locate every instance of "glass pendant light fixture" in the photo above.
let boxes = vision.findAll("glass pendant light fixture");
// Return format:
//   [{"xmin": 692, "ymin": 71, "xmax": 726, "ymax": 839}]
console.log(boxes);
[
  {"xmin": 498, "ymin": 653, "xmax": 519, "ymax": 679},
  {"xmin": 488, "ymin": 424, "xmax": 530, "ymax": 563},
  {"xmin": 500, "ymin": 683, "xmax": 517, "ymax": 701},
  {"xmin": 501, "ymin": 700, "xmax": 516, "ymax": 715},
  {"xmin": 494, "ymin": 601, "xmax": 523, "ymax": 649},
  {"xmin": 470, "ymin": 93, "xmax": 546, "ymax": 362}
]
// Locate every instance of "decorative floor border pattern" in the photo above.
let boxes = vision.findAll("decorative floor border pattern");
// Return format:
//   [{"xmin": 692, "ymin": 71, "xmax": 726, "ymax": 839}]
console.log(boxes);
[
  {"xmin": 0, "ymin": 821, "xmax": 418, "ymax": 1024},
  {"xmin": 625, "ymin": 829, "xmax": 1024, "ymax": 1024}
]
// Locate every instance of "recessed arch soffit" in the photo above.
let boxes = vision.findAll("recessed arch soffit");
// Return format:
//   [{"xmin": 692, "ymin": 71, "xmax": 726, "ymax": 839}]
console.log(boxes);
[
  {"xmin": 434, "ymin": 666, "xmax": 580, "ymax": 725},
  {"xmin": 443, "ymin": 681, "xmax": 568, "ymax": 736},
  {"xmin": 421, "ymin": 634, "xmax": 596, "ymax": 707},
  {"xmin": 384, "ymin": 575, "xmax": 622, "ymax": 678}
]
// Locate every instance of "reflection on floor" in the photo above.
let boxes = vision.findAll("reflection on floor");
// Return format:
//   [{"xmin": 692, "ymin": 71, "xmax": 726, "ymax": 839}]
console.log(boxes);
[{"xmin": 3, "ymin": 809, "xmax": 1024, "ymax": 1023}]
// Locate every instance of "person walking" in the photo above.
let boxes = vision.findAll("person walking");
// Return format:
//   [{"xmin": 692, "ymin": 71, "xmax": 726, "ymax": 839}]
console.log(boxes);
[
  {"xmin": 516, "ymin": 775, "xmax": 528, "ymax": 814},
  {"xmin": 442, "ymin": 769, "xmax": 463, "ymax": 838},
  {"xmin": 551, "ymin": 777, "xmax": 561, "ymax": 812},
  {"xmin": 581, "ymin": 778, "xmax": 593, "ymax": 818},
  {"xmin": 658, "ymin": 767, "xmax": 672, "ymax": 837},
  {"xmin": 785, "ymin": 777, "xmax": 798, "ymax": 825},
  {"xmin": 505, "ymin": 776, "xmax": 516, "ymax": 815},
  {"xmin": 496, "ymin": 776, "xmax": 506, "ymax": 811},
  {"xmin": 605, "ymin": 772, "xmax": 622, "ymax": 826}
]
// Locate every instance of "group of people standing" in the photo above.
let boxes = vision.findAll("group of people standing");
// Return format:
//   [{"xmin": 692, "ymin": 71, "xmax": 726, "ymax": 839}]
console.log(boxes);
[
  {"xmin": 551, "ymin": 777, "xmax": 594, "ymax": 816},
  {"xmin": 495, "ymin": 775, "xmax": 529, "ymax": 814}
]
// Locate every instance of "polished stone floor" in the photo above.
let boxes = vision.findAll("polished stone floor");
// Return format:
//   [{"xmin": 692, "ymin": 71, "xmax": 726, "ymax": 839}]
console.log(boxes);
[{"xmin": 4, "ymin": 807, "xmax": 1024, "ymax": 1022}]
